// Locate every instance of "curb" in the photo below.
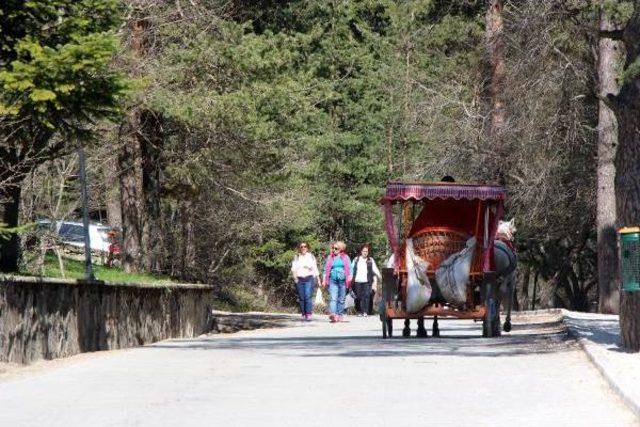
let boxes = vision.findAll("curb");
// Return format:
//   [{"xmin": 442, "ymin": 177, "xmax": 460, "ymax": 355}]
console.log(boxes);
[
  {"xmin": 561, "ymin": 310, "xmax": 640, "ymax": 418},
  {"xmin": 514, "ymin": 308, "xmax": 563, "ymax": 316}
]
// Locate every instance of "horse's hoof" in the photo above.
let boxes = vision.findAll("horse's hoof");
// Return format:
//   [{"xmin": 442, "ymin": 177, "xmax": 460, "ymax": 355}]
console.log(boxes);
[{"xmin": 503, "ymin": 321, "xmax": 512, "ymax": 332}]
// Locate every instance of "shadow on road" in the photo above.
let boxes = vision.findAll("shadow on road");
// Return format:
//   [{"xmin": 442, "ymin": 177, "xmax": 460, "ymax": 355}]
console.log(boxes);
[
  {"xmin": 150, "ymin": 320, "xmax": 574, "ymax": 358},
  {"xmin": 563, "ymin": 316, "xmax": 625, "ymax": 353}
]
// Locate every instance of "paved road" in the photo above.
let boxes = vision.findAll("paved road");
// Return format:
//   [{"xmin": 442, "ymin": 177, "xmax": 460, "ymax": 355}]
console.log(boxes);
[{"xmin": 0, "ymin": 315, "xmax": 637, "ymax": 427}]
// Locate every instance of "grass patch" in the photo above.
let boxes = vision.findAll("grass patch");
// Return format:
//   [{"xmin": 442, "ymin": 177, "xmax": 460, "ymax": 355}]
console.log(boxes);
[{"xmin": 22, "ymin": 253, "xmax": 178, "ymax": 285}]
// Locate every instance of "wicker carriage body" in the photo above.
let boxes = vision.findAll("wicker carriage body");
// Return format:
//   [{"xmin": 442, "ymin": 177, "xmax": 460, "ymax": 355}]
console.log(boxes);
[{"xmin": 410, "ymin": 227, "xmax": 483, "ymax": 277}]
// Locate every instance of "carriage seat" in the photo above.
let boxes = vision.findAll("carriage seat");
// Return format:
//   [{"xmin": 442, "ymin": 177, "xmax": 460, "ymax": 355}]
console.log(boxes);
[{"xmin": 410, "ymin": 227, "xmax": 483, "ymax": 277}]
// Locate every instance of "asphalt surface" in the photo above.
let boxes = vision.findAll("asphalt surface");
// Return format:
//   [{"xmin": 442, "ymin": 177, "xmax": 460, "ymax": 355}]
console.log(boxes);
[{"xmin": 0, "ymin": 314, "xmax": 637, "ymax": 427}]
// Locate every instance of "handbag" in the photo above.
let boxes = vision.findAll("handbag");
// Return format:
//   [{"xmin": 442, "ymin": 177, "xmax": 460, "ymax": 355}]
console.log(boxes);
[{"xmin": 314, "ymin": 287, "xmax": 326, "ymax": 308}]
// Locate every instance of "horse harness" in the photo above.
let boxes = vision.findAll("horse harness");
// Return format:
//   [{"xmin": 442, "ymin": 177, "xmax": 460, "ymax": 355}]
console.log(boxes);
[{"xmin": 494, "ymin": 238, "xmax": 517, "ymax": 277}]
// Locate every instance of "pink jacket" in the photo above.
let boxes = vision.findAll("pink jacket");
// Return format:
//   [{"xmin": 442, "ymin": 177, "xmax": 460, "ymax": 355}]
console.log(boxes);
[{"xmin": 323, "ymin": 253, "xmax": 352, "ymax": 288}]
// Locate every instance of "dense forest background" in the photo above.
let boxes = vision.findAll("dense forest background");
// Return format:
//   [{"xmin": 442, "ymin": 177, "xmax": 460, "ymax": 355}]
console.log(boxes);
[{"xmin": 2, "ymin": 0, "xmax": 635, "ymax": 311}]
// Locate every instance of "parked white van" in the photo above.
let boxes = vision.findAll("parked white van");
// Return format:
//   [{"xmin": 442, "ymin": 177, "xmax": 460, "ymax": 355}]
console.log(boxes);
[{"xmin": 38, "ymin": 220, "xmax": 114, "ymax": 253}]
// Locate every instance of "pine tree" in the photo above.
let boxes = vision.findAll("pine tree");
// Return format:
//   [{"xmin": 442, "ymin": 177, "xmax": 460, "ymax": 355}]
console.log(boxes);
[{"xmin": 0, "ymin": 0, "xmax": 125, "ymax": 271}]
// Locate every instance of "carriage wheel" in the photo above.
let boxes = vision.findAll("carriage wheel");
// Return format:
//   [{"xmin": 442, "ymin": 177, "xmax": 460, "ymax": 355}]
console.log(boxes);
[
  {"xmin": 382, "ymin": 316, "xmax": 388, "ymax": 339},
  {"xmin": 432, "ymin": 316, "xmax": 440, "ymax": 337},
  {"xmin": 402, "ymin": 319, "xmax": 411, "ymax": 337},
  {"xmin": 416, "ymin": 317, "xmax": 428, "ymax": 338},
  {"xmin": 382, "ymin": 314, "xmax": 394, "ymax": 338}
]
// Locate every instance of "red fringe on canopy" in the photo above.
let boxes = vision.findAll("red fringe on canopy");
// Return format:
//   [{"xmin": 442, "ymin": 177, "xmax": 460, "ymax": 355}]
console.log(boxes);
[{"xmin": 381, "ymin": 182, "xmax": 506, "ymax": 203}]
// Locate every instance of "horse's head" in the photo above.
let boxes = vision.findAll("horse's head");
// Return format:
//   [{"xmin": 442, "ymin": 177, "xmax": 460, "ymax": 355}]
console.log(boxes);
[{"xmin": 497, "ymin": 218, "xmax": 516, "ymax": 241}]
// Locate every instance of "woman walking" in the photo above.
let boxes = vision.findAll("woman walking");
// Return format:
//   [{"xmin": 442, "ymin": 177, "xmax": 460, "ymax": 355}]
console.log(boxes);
[
  {"xmin": 351, "ymin": 244, "xmax": 382, "ymax": 317},
  {"xmin": 322, "ymin": 241, "xmax": 351, "ymax": 323},
  {"xmin": 291, "ymin": 242, "xmax": 321, "ymax": 321}
]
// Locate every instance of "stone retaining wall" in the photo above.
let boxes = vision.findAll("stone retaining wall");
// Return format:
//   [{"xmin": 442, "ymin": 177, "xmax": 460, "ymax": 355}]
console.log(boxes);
[{"xmin": 0, "ymin": 276, "xmax": 215, "ymax": 364}]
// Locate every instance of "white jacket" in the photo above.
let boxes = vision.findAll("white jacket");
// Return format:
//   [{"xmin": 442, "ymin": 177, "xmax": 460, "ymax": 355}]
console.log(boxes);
[{"xmin": 291, "ymin": 253, "xmax": 319, "ymax": 279}]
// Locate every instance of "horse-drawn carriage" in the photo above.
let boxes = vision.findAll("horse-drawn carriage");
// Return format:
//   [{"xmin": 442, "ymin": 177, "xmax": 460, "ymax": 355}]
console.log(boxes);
[{"xmin": 379, "ymin": 181, "xmax": 515, "ymax": 338}]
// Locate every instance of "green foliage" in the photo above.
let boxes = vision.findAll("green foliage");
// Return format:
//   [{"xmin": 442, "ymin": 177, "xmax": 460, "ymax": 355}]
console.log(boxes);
[
  {"xmin": 7, "ymin": 0, "xmax": 608, "ymax": 310},
  {"xmin": 0, "ymin": 34, "xmax": 123, "ymax": 127},
  {"xmin": 213, "ymin": 284, "xmax": 273, "ymax": 313},
  {"xmin": 0, "ymin": 0, "xmax": 125, "ymax": 177},
  {"xmin": 601, "ymin": 0, "xmax": 635, "ymax": 24},
  {"xmin": 0, "ymin": 222, "xmax": 34, "ymax": 238},
  {"xmin": 125, "ymin": 0, "xmax": 487, "ymax": 299},
  {"xmin": 252, "ymin": 235, "xmax": 325, "ymax": 283},
  {"xmin": 0, "ymin": 0, "xmax": 126, "ymax": 273},
  {"xmin": 623, "ymin": 57, "xmax": 640, "ymax": 82}
]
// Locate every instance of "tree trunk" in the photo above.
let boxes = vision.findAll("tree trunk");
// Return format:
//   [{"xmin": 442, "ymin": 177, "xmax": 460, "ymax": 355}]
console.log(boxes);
[
  {"xmin": 621, "ymin": 292, "xmax": 640, "ymax": 351},
  {"xmin": 118, "ymin": 111, "xmax": 163, "ymax": 274},
  {"xmin": 613, "ymin": 4, "xmax": 640, "ymax": 351},
  {"xmin": 486, "ymin": 0, "xmax": 506, "ymax": 138},
  {"xmin": 0, "ymin": 185, "xmax": 22, "ymax": 272},
  {"xmin": 118, "ymin": 17, "xmax": 165, "ymax": 273},
  {"xmin": 519, "ymin": 266, "xmax": 531, "ymax": 311},
  {"xmin": 180, "ymin": 199, "xmax": 196, "ymax": 281},
  {"xmin": 139, "ymin": 110, "xmax": 163, "ymax": 273},
  {"xmin": 531, "ymin": 271, "xmax": 539, "ymax": 310},
  {"xmin": 616, "ymin": 97, "xmax": 640, "ymax": 350},
  {"xmin": 386, "ymin": 126, "xmax": 394, "ymax": 176},
  {"xmin": 597, "ymin": 8, "xmax": 623, "ymax": 314},
  {"xmin": 118, "ymin": 115, "xmax": 144, "ymax": 273},
  {"xmin": 103, "ymin": 153, "xmax": 122, "ymax": 228}
]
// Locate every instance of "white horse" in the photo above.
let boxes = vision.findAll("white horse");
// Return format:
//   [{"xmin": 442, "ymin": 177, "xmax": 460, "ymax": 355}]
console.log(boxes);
[{"xmin": 495, "ymin": 219, "xmax": 518, "ymax": 332}]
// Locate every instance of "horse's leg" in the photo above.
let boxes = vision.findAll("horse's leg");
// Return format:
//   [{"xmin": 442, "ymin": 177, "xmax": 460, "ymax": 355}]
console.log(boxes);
[
  {"xmin": 494, "ymin": 241, "xmax": 516, "ymax": 333},
  {"xmin": 432, "ymin": 316, "xmax": 440, "ymax": 337},
  {"xmin": 503, "ymin": 271, "xmax": 515, "ymax": 332},
  {"xmin": 416, "ymin": 317, "xmax": 428, "ymax": 337},
  {"xmin": 402, "ymin": 319, "xmax": 411, "ymax": 337}
]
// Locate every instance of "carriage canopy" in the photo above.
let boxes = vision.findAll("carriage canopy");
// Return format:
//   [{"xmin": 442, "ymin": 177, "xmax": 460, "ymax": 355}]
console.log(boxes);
[{"xmin": 381, "ymin": 182, "xmax": 506, "ymax": 272}]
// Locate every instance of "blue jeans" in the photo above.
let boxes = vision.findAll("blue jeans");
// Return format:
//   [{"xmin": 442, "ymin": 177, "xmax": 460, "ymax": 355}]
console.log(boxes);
[
  {"xmin": 296, "ymin": 276, "xmax": 314, "ymax": 315},
  {"xmin": 329, "ymin": 280, "xmax": 346, "ymax": 315}
]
